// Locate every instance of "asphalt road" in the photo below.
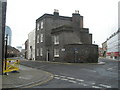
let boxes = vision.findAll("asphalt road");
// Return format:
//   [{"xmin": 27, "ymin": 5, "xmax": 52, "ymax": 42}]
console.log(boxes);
[{"xmin": 20, "ymin": 58, "xmax": 119, "ymax": 88}]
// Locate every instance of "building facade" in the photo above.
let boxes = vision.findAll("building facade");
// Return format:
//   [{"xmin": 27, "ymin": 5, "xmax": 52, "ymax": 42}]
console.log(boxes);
[
  {"xmin": 35, "ymin": 10, "xmax": 98, "ymax": 63},
  {"xmin": 25, "ymin": 39, "xmax": 28, "ymax": 59},
  {"xmin": 106, "ymin": 29, "xmax": 120, "ymax": 60},
  {"xmin": 28, "ymin": 29, "xmax": 35, "ymax": 60},
  {"xmin": 102, "ymin": 41, "xmax": 107, "ymax": 57}
]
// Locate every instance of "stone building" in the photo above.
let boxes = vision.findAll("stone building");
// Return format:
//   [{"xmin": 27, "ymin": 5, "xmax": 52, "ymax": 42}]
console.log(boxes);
[
  {"xmin": 35, "ymin": 10, "xmax": 98, "ymax": 63},
  {"xmin": 28, "ymin": 29, "xmax": 35, "ymax": 60}
]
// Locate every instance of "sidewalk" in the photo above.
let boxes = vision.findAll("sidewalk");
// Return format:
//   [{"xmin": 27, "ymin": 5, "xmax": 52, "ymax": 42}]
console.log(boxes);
[
  {"xmin": 2, "ymin": 65, "xmax": 53, "ymax": 88},
  {"xmin": 99, "ymin": 57, "xmax": 119, "ymax": 62}
]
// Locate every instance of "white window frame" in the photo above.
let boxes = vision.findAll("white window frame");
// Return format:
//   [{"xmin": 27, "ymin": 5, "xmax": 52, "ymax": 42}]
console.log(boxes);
[
  {"xmin": 37, "ymin": 35, "xmax": 39, "ymax": 43},
  {"xmin": 40, "ymin": 34, "xmax": 43, "ymax": 42},
  {"xmin": 37, "ymin": 48, "xmax": 39, "ymax": 56},
  {"xmin": 41, "ymin": 21, "xmax": 43, "ymax": 29},
  {"xmin": 37, "ymin": 23, "xmax": 40, "ymax": 30},
  {"xmin": 54, "ymin": 48, "xmax": 59, "ymax": 57},
  {"xmin": 40, "ymin": 48, "xmax": 43, "ymax": 56},
  {"xmin": 54, "ymin": 35, "xmax": 59, "ymax": 45}
]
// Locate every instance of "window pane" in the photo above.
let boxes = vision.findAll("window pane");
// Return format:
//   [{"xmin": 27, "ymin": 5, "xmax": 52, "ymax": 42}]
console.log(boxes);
[
  {"xmin": 41, "ymin": 21, "xmax": 43, "ymax": 29},
  {"xmin": 37, "ymin": 23, "xmax": 39, "ymax": 30},
  {"xmin": 37, "ymin": 35, "xmax": 39, "ymax": 43},
  {"xmin": 40, "ymin": 34, "xmax": 43, "ymax": 42}
]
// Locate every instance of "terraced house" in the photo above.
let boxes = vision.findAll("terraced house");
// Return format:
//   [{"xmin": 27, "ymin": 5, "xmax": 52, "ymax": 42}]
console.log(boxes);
[{"xmin": 35, "ymin": 10, "xmax": 98, "ymax": 63}]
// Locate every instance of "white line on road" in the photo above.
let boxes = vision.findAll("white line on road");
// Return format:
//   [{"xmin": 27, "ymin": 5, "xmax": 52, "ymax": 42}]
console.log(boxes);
[
  {"xmin": 99, "ymin": 84, "xmax": 111, "ymax": 88},
  {"xmin": 54, "ymin": 77, "xmax": 60, "ymax": 79},
  {"xmin": 54, "ymin": 74, "xmax": 59, "ymax": 76},
  {"xmin": 59, "ymin": 75, "xmax": 66, "ymax": 78},
  {"xmin": 92, "ymin": 86, "xmax": 101, "ymax": 88},
  {"xmin": 76, "ymin": 79, "xmax": 84, "ymax": 82},
  {"xmin": 78, "ymin": 83, "xmax": 88, "ymax": 86},
  {"xmin": 68, "ymin": 80, "xmax": 77, "ymax": 83},
  {"xmin": 67, "ymin": 77, "xmax": 75, "ymax": 79},
  {"xmin": 61, "ymin": 78, "xmax": 69, "ymax": 81}
]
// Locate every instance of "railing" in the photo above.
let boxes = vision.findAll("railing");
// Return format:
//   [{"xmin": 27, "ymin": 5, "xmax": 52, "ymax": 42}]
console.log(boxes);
[{"xmin": 3, "ymin": 59, "xmax": 20, "ymax": 73}]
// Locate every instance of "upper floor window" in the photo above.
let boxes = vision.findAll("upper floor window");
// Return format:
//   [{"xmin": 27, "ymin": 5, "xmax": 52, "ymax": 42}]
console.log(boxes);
[
  {"xmin": 40, "ymin": 34, "xmax": 43, "ymax": 42},
  {"xmin": 37, "ymin": 35, "xmax": 39, "ymax": 43},
  {"xmin": 41, "ymin": 21, "xmax": 43, "ymax": 29},
  {"xmin": 37, "ymin": 48, "xmax": 39, "ymax": 56},
  {"xmin": 37, "ymin": 23, "xmax": 40, "ymax": 30},
  {"xmin": 54, "ymin": 35, "xmax": 59, "ymax": 45}
]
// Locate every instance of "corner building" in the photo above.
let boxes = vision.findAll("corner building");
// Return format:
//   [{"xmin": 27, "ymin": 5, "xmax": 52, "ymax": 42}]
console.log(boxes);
[{"xmin": 35, "ymin": 10, "xmax": 98, "ymax": 63}]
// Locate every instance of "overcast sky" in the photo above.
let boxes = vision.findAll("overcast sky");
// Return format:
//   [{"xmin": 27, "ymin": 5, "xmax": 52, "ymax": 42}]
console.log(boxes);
[{"xmin": 6, "ymin": 0, "xmax": 119, "ymax": 48}]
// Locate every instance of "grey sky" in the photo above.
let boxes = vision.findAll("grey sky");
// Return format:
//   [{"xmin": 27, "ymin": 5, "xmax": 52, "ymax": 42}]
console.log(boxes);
[{"xmin": 6, "ymin": 0, "xmax": 119, "ymax": 48}]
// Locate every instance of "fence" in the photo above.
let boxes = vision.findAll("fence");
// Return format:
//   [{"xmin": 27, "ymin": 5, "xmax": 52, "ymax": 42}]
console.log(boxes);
[{"xmin": 3, "ymin": 59, "xmax": 20, "ymax": 73}]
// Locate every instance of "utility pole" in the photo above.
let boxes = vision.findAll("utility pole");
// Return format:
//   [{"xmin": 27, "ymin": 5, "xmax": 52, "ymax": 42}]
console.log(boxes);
[
  {"xmin": 4, "ymin": 34, "xmax": 8, "ymax": 72},
  {"xmin": 0, "ymin": 0, "xmax": 7, "ymax": 75}
]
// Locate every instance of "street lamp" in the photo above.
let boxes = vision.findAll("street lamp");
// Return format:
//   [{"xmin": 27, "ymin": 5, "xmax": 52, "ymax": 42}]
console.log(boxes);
[{"xmin": 4, "ymin": 34, "xmax": 8, "ymax": 74}]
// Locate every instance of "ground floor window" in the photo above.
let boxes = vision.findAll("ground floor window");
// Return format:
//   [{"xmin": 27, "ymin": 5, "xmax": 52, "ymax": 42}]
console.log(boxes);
[{"xmin": 54, "ymin": 48, "xmax": 59, "ymax": 57}]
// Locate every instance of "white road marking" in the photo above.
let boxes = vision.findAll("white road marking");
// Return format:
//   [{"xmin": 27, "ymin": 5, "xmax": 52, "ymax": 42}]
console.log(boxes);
[
  {"xmin": 68, "ymin": 80, "xmax": 77, "ymax": 83},
  {"xmin": 67, "ymin": 77, "xmax": 75, "ymax": 79},
  {"xmin": 92, "ymin": 86, "xmax": 101, "ymax": 88},
  {"xmin": 59, "ymin": 75, "xmax": 66, "ymax": 78},
  {"xmin": 78, "ymin": 83, "xmax": 88, "ymax": 86},
  {"xmin": 99, "ymin": 84, "xmax": 111, "ymax": 88},
  {"xmin": 54, "ymin": 77, "xmax": 60, "ymax": 79},
  {"xmin": 91, "ymin": 83, "xmax": 96, "ymax": 85},
  {"xmin": 107, "ymin": 68, "xmax": 113, "ymax": 70},
  {"xmin": 61, "ymin": 78, "xmax": 69, "ymax": 81},
  {"xmin": 76, "ymin": 79, "xmax": 84, "ymax": 82},
  {"xmin": 54, "ymin": 74, "xmax": 59, "ymax": 76}
]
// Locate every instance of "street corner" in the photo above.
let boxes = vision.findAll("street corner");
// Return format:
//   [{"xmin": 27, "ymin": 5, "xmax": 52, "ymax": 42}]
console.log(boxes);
[
  {"xmin": 2, "ymin": 65, "xmax": 54, "ymax": 88},
  {"xmin": 21, "ymin": 68, "xmax": 54, "ymax": 88}
]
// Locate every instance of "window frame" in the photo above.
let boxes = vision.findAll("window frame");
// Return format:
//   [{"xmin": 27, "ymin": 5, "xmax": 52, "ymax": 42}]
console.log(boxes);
[
  {"xmin": 41, "ymin": 21, "xmax": 43, "ymax": 29},
  {"xmin": 37, "ymin": 48, "xmax": 39, "ymax": 56},
  {"xmin": 54, "ymin": 35, "xmax": 59, "ymax": 45},
  {"xmin": 40, "ymin": 48, "xmax": 43, "ymax": 56},
  {"xmin": 37, "ymin": 23, "xmax": 40, "ymax": 30},
  {"xmin": 40, "ymin": 34, "xmax": 43, "ymax": 42},
  {"xmin": 54, "ymin": 48, "xmax": 59, "ymax": 57},
  {"xmin": 37, "ymin": 34, "xmax": 39, "ymax": 43}
]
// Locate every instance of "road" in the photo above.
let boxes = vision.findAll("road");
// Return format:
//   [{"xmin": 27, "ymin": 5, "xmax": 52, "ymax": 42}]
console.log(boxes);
[{"xmin": 20, "ymin": 58, "xmax": 119, "ymax": 88}]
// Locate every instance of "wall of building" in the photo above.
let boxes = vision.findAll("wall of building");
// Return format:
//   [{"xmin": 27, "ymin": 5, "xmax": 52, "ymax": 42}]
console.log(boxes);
[
  {"xmin": 28, "ymin": 30, "xmax": 35, "ymax": 60},
  {"xmin": 35, "ymin": 13, "xmax": 72, "ymax": 61},
  {"xmin": 106, "ymin": 30, "xmax": 120, "ymax": 59},
  {"xmin": 63, "ymin": 44, "xmax": 98, "ymax": 63}
]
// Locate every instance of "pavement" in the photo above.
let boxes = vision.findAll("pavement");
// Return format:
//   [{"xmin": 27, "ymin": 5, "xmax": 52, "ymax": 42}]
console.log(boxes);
[{"xmin": 2, "ymin": 65, "xmax": 54, "ymax": 88}]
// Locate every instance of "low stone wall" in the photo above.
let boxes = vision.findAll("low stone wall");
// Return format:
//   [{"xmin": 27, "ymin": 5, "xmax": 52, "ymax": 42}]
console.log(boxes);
[{"xmin": 64, "ymin": 44, "xmax": 98, "ymax": 63}]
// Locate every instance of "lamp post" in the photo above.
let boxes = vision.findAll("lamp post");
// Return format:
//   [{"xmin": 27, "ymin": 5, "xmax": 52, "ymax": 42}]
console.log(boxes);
[{"xmin": 4, "ymin": 34, "xmax": 8, "ymax": 73}]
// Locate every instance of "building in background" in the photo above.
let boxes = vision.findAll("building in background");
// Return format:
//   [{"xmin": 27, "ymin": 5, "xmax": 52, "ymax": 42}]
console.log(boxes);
[
  {"xmin": 106, "ymin": 29, "xmax": 120, "ymax": 60},
  {"xmin": 16, "ymin": 46, "xmax": 22, "ymax": 52},
  {"xmin": 28, "ymin": 29, "xmax": 35, "ymax": 60},
  {"xmin": 25, "ymin": 39, "xmax": 28, "ymax": 59},
  {"xmin": 35, "ymin": 10, "xmax": 98, "ymax": 63},
  {"xmin": 5, "ymin": 26, "xmax": 12, "ymax": 46},
  {"xmin": 102, "ymin": 40, "xmax": 107, "ymax": 57}
]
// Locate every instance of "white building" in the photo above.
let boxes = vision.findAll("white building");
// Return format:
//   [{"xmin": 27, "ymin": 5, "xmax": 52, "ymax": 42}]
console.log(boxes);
[
  {"xmin": 106, "ymin": 29, "xmax": 120, "ymax": 60},
  {"xmin": 28, "ymin": 29, "xmax": 35, "ymax": 60}
]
